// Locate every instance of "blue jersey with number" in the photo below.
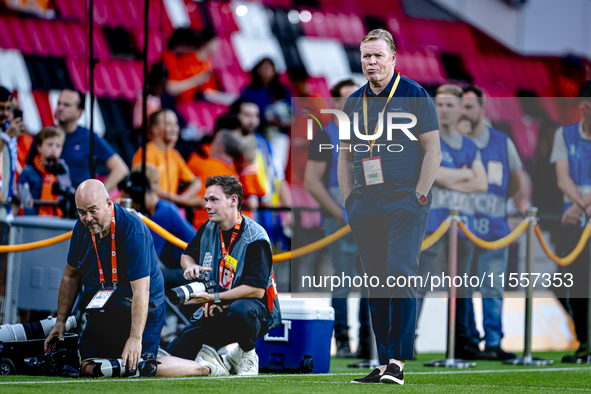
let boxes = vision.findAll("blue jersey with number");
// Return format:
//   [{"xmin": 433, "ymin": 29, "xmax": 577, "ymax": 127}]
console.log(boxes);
[
  {"xmin": 470, "ymin": 128, "xmax": 510, "ymax": 240},
  {"xmin": 563, "ymin": 123, "xmax": 591, "ymax": 228},
  {"xmin": 426, "ymin": 136, "xmax": 478, "ymax": 236}
]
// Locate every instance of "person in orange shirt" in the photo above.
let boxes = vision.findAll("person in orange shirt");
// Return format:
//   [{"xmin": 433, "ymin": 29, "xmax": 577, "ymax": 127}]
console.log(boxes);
[
  {"xmin": 132, "ymin": 109, "xmax": 203, "ymax": 208},
  {"xmin": 188, "ymin": 129, "xmax": 244, "ymax": 229},
  {"xmin": 163, "ymin": 29, "xmax": 218, "ymax": 105}
]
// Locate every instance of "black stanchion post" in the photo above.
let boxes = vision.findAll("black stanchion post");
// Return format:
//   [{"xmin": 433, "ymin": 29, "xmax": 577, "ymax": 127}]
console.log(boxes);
[
  {"xmin": 425, "ymin": 207, "xmax": 475, "ymax": 368},
  {"xmin": 505, "ymin": 207, "xmax": 552, "ymax": 365}
]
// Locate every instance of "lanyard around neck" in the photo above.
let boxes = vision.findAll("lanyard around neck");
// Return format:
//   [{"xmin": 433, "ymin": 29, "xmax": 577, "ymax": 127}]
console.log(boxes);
[
  {"xmin": 219, "ymin": 215, "xmax": 242, "ymax": 287},
  {"xmin": 91, "ymin": 207, "xmax": 117, "ymax": 288},
  {"xmin": 363, "ymin": 72, "xmax": 401, "ymax": 156}
]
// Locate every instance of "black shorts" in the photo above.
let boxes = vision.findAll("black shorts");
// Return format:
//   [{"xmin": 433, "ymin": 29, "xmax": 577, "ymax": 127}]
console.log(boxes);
[{"xmin": 79, "ymin": 302, "xmax": 165, "ymax": 361}]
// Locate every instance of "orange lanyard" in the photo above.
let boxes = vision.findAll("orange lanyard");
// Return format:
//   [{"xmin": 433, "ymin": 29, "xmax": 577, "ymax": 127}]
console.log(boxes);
[
  {"xmin": 218, "ymin": 215, "xmax": 242, "ymax": 287},
  {"xmin": 362, "ymin": 71, "xmax": 401, "ymax": 157},
  {"xmin": 91, "ymin": 208, "xmax": 117, "ymax": 288}
]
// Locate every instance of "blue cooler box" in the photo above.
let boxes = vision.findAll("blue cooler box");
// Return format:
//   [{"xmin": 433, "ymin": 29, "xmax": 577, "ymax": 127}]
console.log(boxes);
[{"xmin": 256, "ymin": 299, "xmax": 334, "ymax": 373}]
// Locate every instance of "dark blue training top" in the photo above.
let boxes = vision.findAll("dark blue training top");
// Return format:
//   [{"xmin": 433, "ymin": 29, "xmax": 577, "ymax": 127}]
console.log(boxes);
[
  {"xmin": 343, "ymin": 71, "xmax": 439, "ymax": 199},
  {"xmin": 67, "ymin": 204, "xmax": 165, "ymax": 308},
  {"xmin": 27, "ymin": 126, "xmax": 116, "ymax": 187},
  {"xmin": 150, "ymin": 199, "xmax": 196, "ymax": 268}
]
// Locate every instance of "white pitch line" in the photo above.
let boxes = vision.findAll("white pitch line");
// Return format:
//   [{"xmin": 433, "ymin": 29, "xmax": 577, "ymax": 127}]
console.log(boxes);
[
  {"xmin": 300, "ymin": 382, "xmax": 591, "ymax": 392},
  {"xmin": 1, "ymin": 366, "xmax": 590, "ymax": 385}
]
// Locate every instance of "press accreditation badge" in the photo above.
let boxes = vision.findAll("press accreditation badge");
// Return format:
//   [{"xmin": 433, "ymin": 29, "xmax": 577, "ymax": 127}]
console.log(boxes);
[
  {"xmin": 86, "ymin": 288, "xmax": 115, "ymax": 309},
  {"xmin": 362, "ymin": 157, "xmax": 384, "ymax": 185}
]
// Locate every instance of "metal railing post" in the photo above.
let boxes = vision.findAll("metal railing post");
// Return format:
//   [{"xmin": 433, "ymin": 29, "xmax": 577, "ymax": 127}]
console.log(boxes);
[
  {"xmin": 426, "ymin": 207, "xmax": 475, "ymax": 368},
  {"xmin": 505, "ymin": 207, "xmax": 552, "ymax": 365}
]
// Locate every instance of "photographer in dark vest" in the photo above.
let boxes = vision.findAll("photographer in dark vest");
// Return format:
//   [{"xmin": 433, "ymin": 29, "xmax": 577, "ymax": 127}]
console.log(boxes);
[{"xmin": 167, "ymin": 175, "xmax": 281, "ymax": 376}]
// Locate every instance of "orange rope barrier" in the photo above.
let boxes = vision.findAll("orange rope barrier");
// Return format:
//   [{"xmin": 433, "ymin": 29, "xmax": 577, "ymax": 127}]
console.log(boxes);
[
  {"xmin": 140, "ymin": 216, "xmax": 188, "ymax": 249},
  {"xmin": 421, "ymin": 219, "xmax": 450, "ymax": 251},
  {"xmin": 458, "ymin": 220, "xmax": 528, "ymax": 250},
  {"xmin": 0, "ymin": 231, "xmax": 73, "ymax": 253},
  {"xmin": 535, "ymin": 224, "xmax": 591, "ymax": 267}
]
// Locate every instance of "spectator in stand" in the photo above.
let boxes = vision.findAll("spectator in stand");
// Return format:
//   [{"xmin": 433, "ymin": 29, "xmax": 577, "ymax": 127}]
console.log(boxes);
[
  {"xmin": 132, "ymin": 109, "xmax": 203, "ymax": 209},
  {"xmin": 163, "ymin": 29, "xmax": 218, "ymax": 105},
  {"xmin": 25, "ymin": 89, "xmax": 129, "ymax": 192},
  {"xmin": 188, "ymin": 130, "xmax": 244, "ymax": 230},
  {"xmin": 229, "ymin": 99, "xmax": 291, "ymax": 222},
  {"xmin": 240, "ymin": 58, "xmax": 290, "ymax": 119},
  {"xmin": 18, "ymin": 126, "xmax": 73, "ymax": 217},
  {"xmin": 1, "ymin": 87, "xmax": 25, "ymax": 210}
]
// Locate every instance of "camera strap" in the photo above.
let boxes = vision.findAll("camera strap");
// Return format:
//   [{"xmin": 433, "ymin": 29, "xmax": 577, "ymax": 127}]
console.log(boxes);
[
  {"xmin": 91, "ymin": 208, "xmax": 118, "ymax": 289},
  {"xmin": 218, "ymin": 214, "xmax": 242, "ymax": 288}
]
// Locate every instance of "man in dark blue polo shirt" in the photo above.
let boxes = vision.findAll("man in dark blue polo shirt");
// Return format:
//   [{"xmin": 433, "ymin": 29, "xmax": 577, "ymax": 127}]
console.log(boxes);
[
  {"xmin": 338, "ymin": 29, "xmax": 441, "ymax": 385},
  {"xmin": 44, "ymin": 179, "xmax": 165, "ymax": 376},
  {"xmin": 27, "ymin": 90, "xmax": 129, "ymax": 192}
]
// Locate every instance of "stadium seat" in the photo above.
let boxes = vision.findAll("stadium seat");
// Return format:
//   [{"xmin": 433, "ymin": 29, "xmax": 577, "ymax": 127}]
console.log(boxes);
[
  {"xmin": 32, "ymin": 90, "xmax": 55, "ymax": 127},
  {"xmin": 6, "ymin": 17, "xmax": 34, "ymax": 55},
  {"xmin": 16, "ymin": 90, "xmax": 43, "ymax": 135},
  {"xmin": 233, "ymin": 1, "xmax": 273, "ymax": 38},
  {"xmin": 177, "ymin": 100, "xmax": 228, "ymax": 136},
  {"xmin": 0, "ymin": 50, "xmax": 32, "ymax": 92},
  {"xmin": 207, "ymin": 1, "xmax": 239, "ymax": 38},
  {"xmin": 296, "ymin": 36, "xmax": 352, "ymax": 86},
  {"xmin": 183, "ymin": 0, "xmax": 206, "ymax": 31},
  {"xmin": 218, "ymin": 68, "xmax": 251, "ymax": 94},
  {"xmin": 133, "ymin": 29, "xmax": 165, "ymax": 65},
  {"xmin": 231, "ymin": 32, "xmax": 287, "ymax": 73},
  {"xmin": 53, "ymin": 0, "xmax": 85, "ymax": 22}
]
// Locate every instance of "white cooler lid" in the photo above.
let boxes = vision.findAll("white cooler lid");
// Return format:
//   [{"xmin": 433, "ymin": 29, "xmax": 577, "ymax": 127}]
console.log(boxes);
[{"xmin": 278, "ymin": 299, "xmax": 335, "ymax": 321}]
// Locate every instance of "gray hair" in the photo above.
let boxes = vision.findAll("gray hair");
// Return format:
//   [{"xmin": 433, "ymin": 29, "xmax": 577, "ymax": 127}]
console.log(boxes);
[{"xmin": 360, "ymin": 29, "xmax": 396, "ymax": 55}]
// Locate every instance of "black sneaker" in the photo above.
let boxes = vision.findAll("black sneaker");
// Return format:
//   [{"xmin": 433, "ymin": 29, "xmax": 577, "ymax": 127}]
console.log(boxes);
[
  {"xmin": 380, "ymin": 363, "xmax": 404, "ymax": 385},
  {"xmin": 482, "ymin": 347, "xmax": 516, "ymax": 361},
  {"xmin": 455, "ymin": 342, "xmax": 484, "ymax": 360},
  {"xmin": 351, "ymin": 368, "xmax": 382, "ymax": 384},
  {"xmin": 336, "ymin": 338, "xmax": 355, "ymax": 358}
]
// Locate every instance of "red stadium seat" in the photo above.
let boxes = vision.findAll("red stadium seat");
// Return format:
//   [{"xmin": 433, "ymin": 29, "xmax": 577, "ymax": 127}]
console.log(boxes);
[
  {"xmin": 65, "ymin": 57, "xmax": 87, "ymax": 92},
  {"xmin": 133, "ymin": 29, "xmax": 165, "ymax": 65},
  {"xmin": 307, "ymin": 76, "xmax": 331, "ymax": 98},
  {"xmin": 6, "ymin": 17, "xmax": 33, "ymax": 55},
  {"xmin": 55, "ymin": 22, "xmax": 86, "ymax": 57},
  {"xmin": 0, "ymin": 18, "xmax": 17, "ymax": 50},
  {"xmin": 38, "ymin": 20, "xmax": 65, "ymax": 57},
  {"xmin": 218, "ymin": 68, "xmax": 250, "ymax": 94},
  {"xmin": 22, "ymin": 19, "xmax": 50, "ymax": 57},
  {"xmin": 53, "ymin": 0, "xmax": 85, "ymax": 22},
  {"xmin": 184, "ymin": 0, "xmax": 206, "ymax": 31},
  {"xmin": 207, "ymin": 1, "xmax": 239, "ymax": 38},
  {"xmin": 32, "ymin": 90, "xmax": 55, "ymax": 127}
]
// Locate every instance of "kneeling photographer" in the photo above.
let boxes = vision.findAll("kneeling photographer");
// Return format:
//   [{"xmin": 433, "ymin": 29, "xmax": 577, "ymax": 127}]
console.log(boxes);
[
  {"xmin": 44, "ymin": 179, "xmax": 166, "ymax": 377},
  {"xmin": 166, "ymin": 175, "xmax": 281, "ymax": 376}
]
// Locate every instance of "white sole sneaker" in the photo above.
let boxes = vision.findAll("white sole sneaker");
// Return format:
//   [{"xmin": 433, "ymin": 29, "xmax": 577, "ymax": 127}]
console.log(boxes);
[{"xmin": 197, "ymin": 345, "xmax": 230, "ymax": 376}]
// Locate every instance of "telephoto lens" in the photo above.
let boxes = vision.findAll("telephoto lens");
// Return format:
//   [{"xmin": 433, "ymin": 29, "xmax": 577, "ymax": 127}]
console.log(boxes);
[
  {"xmin": 91, "ymin": 357, "xmax": 159, "ymax": 378},
  {"xmin": 166, "ymin": 281, "xmax": 207, "ymax": 305},
  {"xmin": 0, "ymin": 316, "xmax": 77, "ymax": 342}
]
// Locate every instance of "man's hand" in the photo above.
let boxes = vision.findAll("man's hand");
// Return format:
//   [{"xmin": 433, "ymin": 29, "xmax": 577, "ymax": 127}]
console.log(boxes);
[
  {"xmin": 184, "ymin": 291, "xmax": 214, "ymax": 305},
  {"xmin": 121, "ymin": 336, "xmax": 142, "ymax": 373},
  {"xmin": 44, "ymin": 322, "xmax": 65, "ymax": 353},
  {"xmin": 183, "ymin": 265, "xmax": 212, "ymax": 281},
  {"xmin": 335, "ymin": 209, "xmax": 346, "ymax": 227},
  {"xmin": 562, "ymin": 204, "xmax": 583, "ymax": 225},
  {"xmin": 585, "ymin": 204, "xmax": 591, "ymax": 221},
  {"xmin": 5, "ymin": 118, "xmax": 24, "ymax": 139}
]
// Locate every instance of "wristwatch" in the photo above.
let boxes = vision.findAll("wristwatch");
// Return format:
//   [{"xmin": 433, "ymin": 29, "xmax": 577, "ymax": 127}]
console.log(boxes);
[
  {"xmin": 213, "ymin": 292, "xmax": 221, "ymax": 304},
  {"xmin": 415, "ymin": 191, "xmax": 428, "ymax": 205}
]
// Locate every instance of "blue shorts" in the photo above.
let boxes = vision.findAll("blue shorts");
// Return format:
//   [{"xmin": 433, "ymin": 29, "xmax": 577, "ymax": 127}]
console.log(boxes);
[{"xmin": 79, "ymin": 302, "xmax": 165, "ymax": 361}]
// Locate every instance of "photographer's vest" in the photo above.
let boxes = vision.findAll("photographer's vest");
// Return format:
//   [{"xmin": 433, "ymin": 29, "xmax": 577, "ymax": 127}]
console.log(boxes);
[
  {"xmin": 197, "ymin": 215, "xmax": 282, "ymax": 331},
  {"xmin": 325, "ymin": 122, "xmax": 345, "ymax": 208},
  {"xmin": 562, "ymin": 122, "xmax": 591, "ymax": 228},
  {"xmin": 426, "ymin": 136, "xmax": 477, "ymax": 236},
  {"xmin": 470, "ymin": 127, "xmax": 510, "ymax": 241}
]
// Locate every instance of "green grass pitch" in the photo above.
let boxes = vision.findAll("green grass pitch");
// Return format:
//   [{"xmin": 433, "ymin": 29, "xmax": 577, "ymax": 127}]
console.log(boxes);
[{"xmin": 1, "ymin": 352, "xmax": 590, "ymax": 393}]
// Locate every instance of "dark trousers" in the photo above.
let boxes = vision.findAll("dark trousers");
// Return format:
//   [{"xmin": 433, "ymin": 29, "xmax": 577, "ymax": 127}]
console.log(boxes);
[
  {"xmin": 556, "ymin": 225, "xmax": 590, "ymax": 345},
  {"xmin": 346, "ymin": 192, "xmax": 430, "ymax": 363},
  {"xmin": 167, "ymin": 298, "xmax": 269, "ymax": 360}
]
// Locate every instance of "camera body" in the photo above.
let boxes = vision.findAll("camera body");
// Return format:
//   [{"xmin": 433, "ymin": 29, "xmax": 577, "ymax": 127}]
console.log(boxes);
[{"xmin": 166, "ymin": 270, "xmax": 217, "ymax": 305}]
